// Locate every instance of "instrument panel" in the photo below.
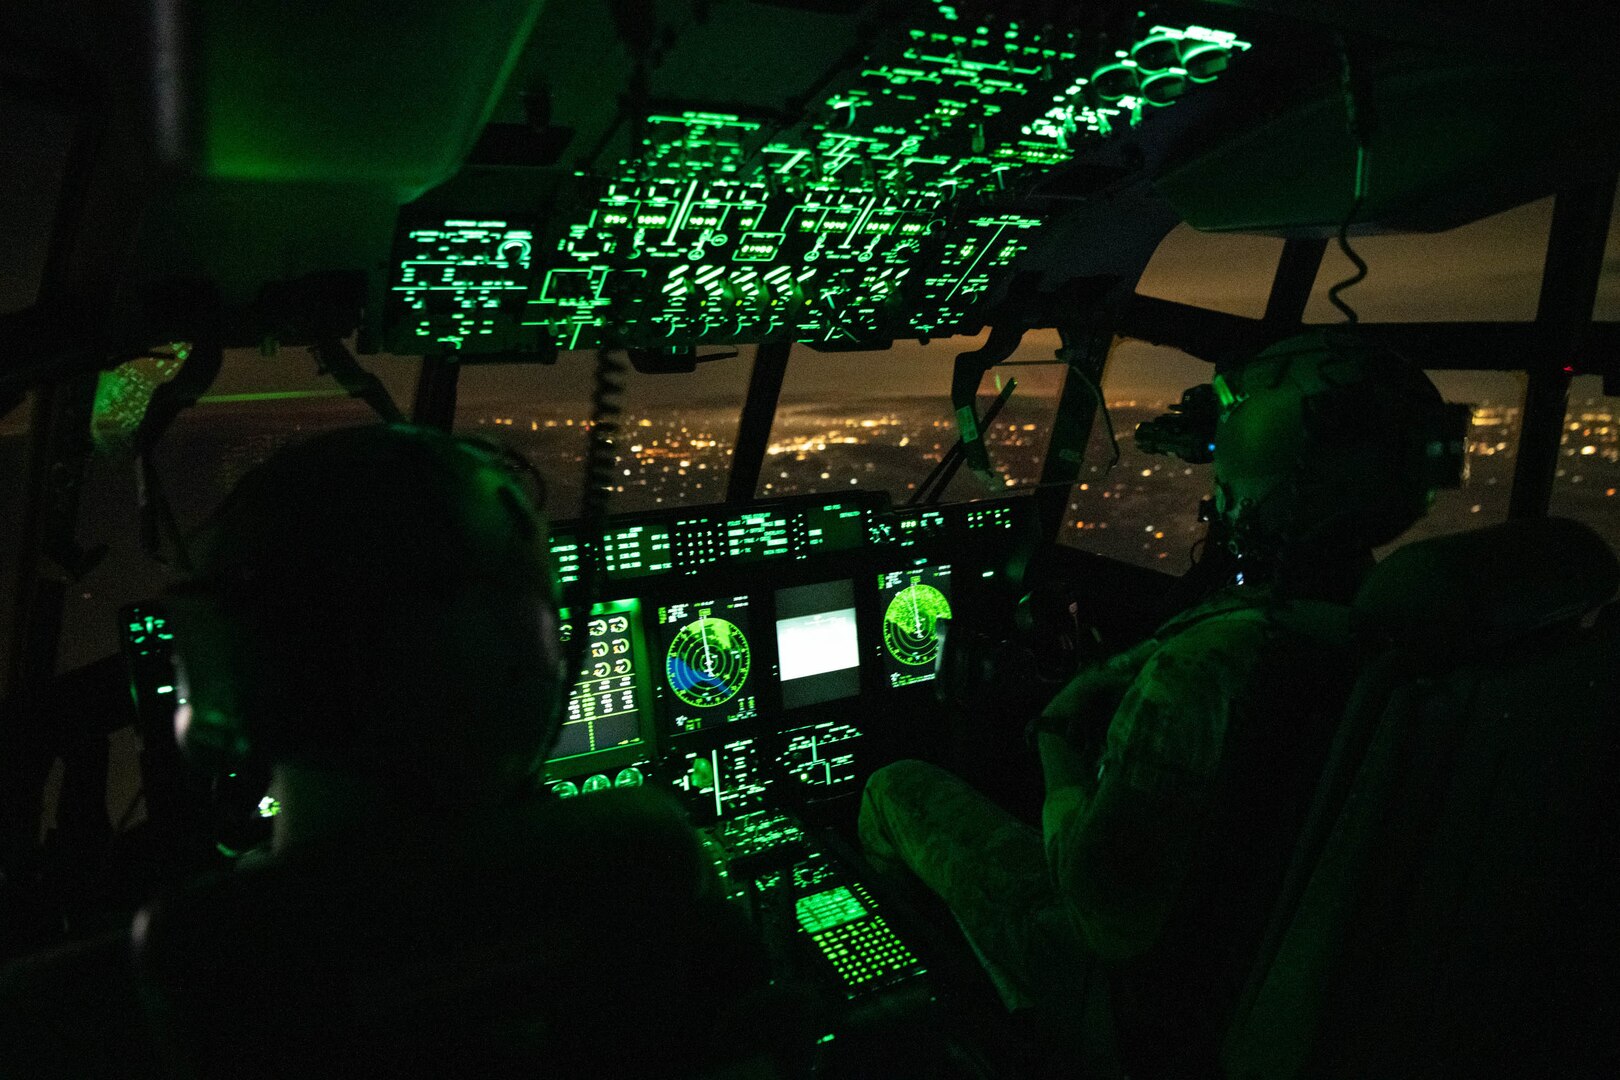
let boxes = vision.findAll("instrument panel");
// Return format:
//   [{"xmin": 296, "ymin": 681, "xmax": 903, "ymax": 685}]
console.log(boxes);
[
  {"xmin": 543, "ymin": 491, "xmax": 1035, "ymax": 820},
  {"xmin": 114, "ymin": 493, "xmax": 1034, "ymax": 828}
]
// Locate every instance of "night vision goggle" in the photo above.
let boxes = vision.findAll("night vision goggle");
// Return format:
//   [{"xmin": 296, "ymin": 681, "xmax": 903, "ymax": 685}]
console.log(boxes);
[
  {"xmin": 1133, "ymin": 372, "xmax": 1470, "ymax": 492},
  {"xmin": 1132, "ymin": 380, "xmax": 1225, "ymax": 464}
]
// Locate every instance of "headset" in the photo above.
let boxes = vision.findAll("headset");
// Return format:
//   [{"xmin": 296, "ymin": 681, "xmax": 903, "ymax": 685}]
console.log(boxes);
[
  {"xmin": 166, "ymin": 425, "xmax": 566, "ymax": 806},
  {"xmin": 1135, "ymin": 331, "xmax": 1469, "ymax": 561}
]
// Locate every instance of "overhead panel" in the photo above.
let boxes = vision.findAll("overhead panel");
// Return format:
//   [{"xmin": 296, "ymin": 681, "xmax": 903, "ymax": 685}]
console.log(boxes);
[{"xmin": 387, "ymin": 2, "xmax": 1252, "ymax": 354}]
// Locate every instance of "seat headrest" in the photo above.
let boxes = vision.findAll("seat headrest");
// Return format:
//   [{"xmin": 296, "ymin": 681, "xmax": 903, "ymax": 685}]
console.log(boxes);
[{"xmin": 1354, "ymin": 517, "xmax": 1620, "ymax": 648}]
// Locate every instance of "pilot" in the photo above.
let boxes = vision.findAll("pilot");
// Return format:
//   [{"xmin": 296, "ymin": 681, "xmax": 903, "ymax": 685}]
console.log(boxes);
[
  {"xmin": 859, "ymin": 332, "xmax": 1454, "ymax": 1074},
  {"xmin": 1, "ymin": 424, "xmax": 790, "ymax": 1079}
]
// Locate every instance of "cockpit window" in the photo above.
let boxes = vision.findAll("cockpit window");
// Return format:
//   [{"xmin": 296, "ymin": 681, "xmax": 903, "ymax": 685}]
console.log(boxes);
[
  {"xmin": 1548, "ymin": 376, "xmax": 1620, "ymax": 555},
  {"xmin": 1136, "ymin": 225, "xmax": 1284, "ymax": 319},
  {"xmin": 1304, "ymin": 197, "xmax": 1553, "ymax": 323},
  {"xmin": 1594, "ymin": 181, "xmax": 1620, "ymax": 322},
  {"xmin": 755, "ymin": 332, "xmax": 1067, "ymax": 505},
  {"xmin": 58, "ymin": 348, "xmax": 420, "ymax": 673},
  {"xmin": 1057, "ymin": 340, "xmax": 1214, "ymax": 574},
  {"xmin": 1391, "ymin": 370, "xmax": 1526, "ymax": 549},
  {"xmin": 454, "ymin": 349, "xmax": 756, "ymax": 520}
]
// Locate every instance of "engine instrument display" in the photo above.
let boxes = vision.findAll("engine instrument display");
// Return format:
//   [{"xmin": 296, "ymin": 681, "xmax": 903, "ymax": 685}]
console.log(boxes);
[
  {"xmin": 877, "ymin": 564, "xmax": 953, "ymax": 687},
  {"xmin": 554, "ymin": 598, "xmax": 650, "ymax": 762},
  {"xmin": 656, "ymin": 595, "xmax": 759, "ymax": 734}
]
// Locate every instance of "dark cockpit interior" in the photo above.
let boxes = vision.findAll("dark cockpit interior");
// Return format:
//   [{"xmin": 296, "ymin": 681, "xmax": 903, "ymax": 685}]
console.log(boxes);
[{"xmin": 3, "ymin": 1, "xmax": 1619, "ymax": 1076}]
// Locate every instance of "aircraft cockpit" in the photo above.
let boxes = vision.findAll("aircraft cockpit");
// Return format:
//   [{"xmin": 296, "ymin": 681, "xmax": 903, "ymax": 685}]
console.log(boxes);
[{"xmin": 3, "ymin": 0, "xmax": 1619, "ymax": 1075}]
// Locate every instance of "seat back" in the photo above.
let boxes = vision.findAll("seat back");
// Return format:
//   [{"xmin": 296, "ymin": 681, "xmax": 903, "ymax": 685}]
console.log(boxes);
[
  {"xmin": 1223, "ymin": 518, "xmax": 1620, "ymax": 1078},
  {"xmin": 129, "ymin": 805, "xmax": 801, "ymax": 1079}
]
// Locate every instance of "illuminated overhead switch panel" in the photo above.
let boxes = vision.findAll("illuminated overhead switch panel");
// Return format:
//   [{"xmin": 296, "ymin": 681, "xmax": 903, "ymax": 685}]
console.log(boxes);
[
  {"xmin": 387, "ymin": 2, "xmax": 1253, "ymax": 354},
  {"xmin": 390, "ymin": 221, "xmax": 535, "ymax": 351}
]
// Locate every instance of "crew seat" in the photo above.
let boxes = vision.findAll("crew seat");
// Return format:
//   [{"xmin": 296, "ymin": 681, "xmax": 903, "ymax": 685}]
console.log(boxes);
[
  {"xmin": 124, "ymin": 799, "xmax": 806, "ymax": 1079},
  {"xmin": 1223, "ymin": 517, "xmax": 1620, "ymax": 1079}
]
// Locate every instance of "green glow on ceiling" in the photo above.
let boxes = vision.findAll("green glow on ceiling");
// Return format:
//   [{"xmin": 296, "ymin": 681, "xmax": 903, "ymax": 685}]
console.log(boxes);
[{"xmin": 390, "ymin": 14, "xmax": 1252, "ymax": 353}]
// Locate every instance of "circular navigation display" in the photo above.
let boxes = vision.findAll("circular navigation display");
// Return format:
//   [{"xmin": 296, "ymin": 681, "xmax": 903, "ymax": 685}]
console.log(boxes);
[
  {"xmin": 883, "ymin": 584, "xmax": 952, "ymax": 667},
  {"xmin": 666, "ymin": 616, "xmax": 752, "ymax": 708}
]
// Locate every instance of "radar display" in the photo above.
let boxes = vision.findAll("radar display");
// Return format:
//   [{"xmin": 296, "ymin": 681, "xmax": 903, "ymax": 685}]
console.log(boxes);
[
  {"xmin": 668, "ymin": 615, "xmax": 752, "ymax": 708},
  {"xmin": 656, "ymin": 595, "xmax": 760, "ymax": 734},
  {"xmin": 877, "ymin": 564, "xmax": 953, "ymax": 687}
]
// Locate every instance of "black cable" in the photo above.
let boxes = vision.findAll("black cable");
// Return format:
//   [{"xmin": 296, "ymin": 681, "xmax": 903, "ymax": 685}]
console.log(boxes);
[
  {"xmin": 1327, "ymin": 170, "xmax": 1369, "ymax": 325},
  {"xmin": 562, "ymin": 349, "xmax": 629, "ymax": 688},
  {"xmin": 1326, "ymin": 34, "xmax": 1373, "ymax": 325}
]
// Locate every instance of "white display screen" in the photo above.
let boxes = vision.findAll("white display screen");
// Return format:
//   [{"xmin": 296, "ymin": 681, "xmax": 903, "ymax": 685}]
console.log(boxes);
[{"xmin": 775, "ymin": 581, "xmax": 862, "ymax": 708}]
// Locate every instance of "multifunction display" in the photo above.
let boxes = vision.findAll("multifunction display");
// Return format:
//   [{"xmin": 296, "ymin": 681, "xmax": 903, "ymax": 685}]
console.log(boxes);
[
  {"xmin": 656, "ymin": 595, "xmax": 759, "ymax": 734},
  {"xmin": 876, "ymin": 564, "xmax": 953, "ymax": 688},
  {"xmin": 671, "ymin": 737, "xmax": 772, "ymax": 820},
  {"xmin": 554, "ymin": 598, "xmax": 649, "ymax": 761},
  {"xmin": 775, "ymin": 580, "xmax": 862, "ymax": 709}
]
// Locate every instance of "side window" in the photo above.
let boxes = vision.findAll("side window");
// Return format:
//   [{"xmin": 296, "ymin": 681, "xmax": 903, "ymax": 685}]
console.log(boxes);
[
  {"xmin": 1548, "ymin": 376, "xmax": 1620, "ymax": 554},
  {"xmin": 454, "ymin": 349, "xmax": 757, "ymax": 519},
  {"xmin": 1057, "ymin": 341, "xmax": 1214, "ymax": 573},
  {"xmin": 60, "ymin": 348, "xmax": 420, "ymax": 673},
  {"xmin": 54, "ymin": 348, "xmax": 416, "ymax": 839},
  {"xmin": 1389, "ymin": 371, "xmax": 1526, "ymax": 550},
  {"xmin": 1057, "ymin": 354, "xmax": 1530, "ymax": 571},
  {"xmin": 1305, "ymin": 198, "xmax": 1552, "ymax": 323},
  {"xmin": 1135, "ymin": 224, "xmax": 1283, "ymax": 318},
  {"xmin": 759, "ymin": 333, "xmax": 1067, "ymax": 504}
]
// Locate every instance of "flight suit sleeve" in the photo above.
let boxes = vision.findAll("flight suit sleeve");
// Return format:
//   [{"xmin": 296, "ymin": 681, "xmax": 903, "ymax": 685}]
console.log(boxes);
[{"xmin": 1042, "ymin": 614, "xmax": 1269, "ymax": 960}]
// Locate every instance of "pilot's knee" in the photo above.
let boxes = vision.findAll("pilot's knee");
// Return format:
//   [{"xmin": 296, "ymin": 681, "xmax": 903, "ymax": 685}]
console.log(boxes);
[
  {"xmin": 859, "ymin": 759, "xmax": 949, "ymax": 866},
  {"xmin": 862, "ymin": 758, "xmax": 950, "ymax": 815}
]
